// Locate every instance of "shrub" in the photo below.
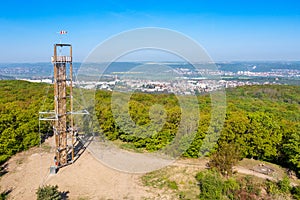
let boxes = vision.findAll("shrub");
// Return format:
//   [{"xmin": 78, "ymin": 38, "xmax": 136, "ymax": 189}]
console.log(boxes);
[
  {"xmin": 291, "ymin": 186, "xmax": 300, "ymax": 200},
  {"xmin": 0, "ymin": 192, "xmax": 7, "ymax": 200},
  {"xmin": 208, "ymin": 142, "xmax": 241, "ymax": 177},
  {"xmin": 196, "ymin": 170, "xmax": 225, "ymax": 200},
  {"xmin": 223, "ymin": 178, "xmax": 240, "ymax": 199},
  {"xmin": 36, "ymin": 185, "xmax": 62, "ymax": 200},
  {"xmin": 265, "ymin": 179, "xmax": 279, "ymax": 195},
  {"xmin": 277, "ymin": 176, "xmax": 291, "ymax": 194}
]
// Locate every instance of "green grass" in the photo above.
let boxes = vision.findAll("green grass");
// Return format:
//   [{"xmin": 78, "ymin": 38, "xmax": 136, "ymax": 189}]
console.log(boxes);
[
  {"xmin": 141, "ymin": 166, "xmax": 200, "ymax": 199},
  {"xmin": 141, "ymin": 158, "xmax": 300, "ymax": 200}
]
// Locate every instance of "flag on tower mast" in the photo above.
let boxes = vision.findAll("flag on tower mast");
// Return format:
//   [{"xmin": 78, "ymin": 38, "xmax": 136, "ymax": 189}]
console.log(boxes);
[
  {"xmin": 58, "ymin": 30, "xmax": 68, "ymax": 44},
  {"xmin": 60, "ymin": 30, "xmax": 67, "ymax": 34}
]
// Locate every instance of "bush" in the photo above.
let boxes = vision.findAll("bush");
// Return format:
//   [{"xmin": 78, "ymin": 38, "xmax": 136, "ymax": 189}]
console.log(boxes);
[
  {"xmin": 208, "ymin": 142, "xmax": 241, "ymax": 177},
  {"xmin": 265, "ymin": 179, "xmax": 280, "ymax": 195},
  {"xmin": 196, "ymin": 170, "xmax": 225, "ymax": 200},
  {"xmin": 0, "ymin": 191, "xmax": 10, "ymax": 200},
  {"xmin": 223, "ymin": 178, "xmax": 240, "ymax": 199},
  {"xmin": 277, "ymin": 176, "xmax": 291, "ymax": 194},
  {"xmin": 291, "ymin": 186, "xmax": 300, "ymax": 200},
  {"xmin": 36, "ymin": 185, "xmax": 62, "ymax": 200},
  {"xmin": 265, "ymin": 177, "xmax": 292, "ymax": 198}
]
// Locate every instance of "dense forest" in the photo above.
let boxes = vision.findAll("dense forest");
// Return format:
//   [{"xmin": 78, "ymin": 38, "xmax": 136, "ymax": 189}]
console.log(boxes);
[
  {"xmin": 0, "ymin": 80, "xmax": 299, "ymax": 177},
  {"xmin": 0, "ymin": 80, "xmax": 52, "ymax": 164},
  {"xmin": 95, "ymin": 84, "xmax": 300, "ymax": 176}
]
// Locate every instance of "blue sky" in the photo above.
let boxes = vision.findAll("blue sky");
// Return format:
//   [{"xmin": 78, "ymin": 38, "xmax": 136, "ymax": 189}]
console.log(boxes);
[{"xmin": 0, "ymin": 0, "xmax": 299, "ymax": 62}]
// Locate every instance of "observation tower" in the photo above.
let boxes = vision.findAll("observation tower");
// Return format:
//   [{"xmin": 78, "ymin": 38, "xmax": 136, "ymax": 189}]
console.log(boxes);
[{"xmin": 39, "ymin": 31, "xmax": 89, "ymax": 173}]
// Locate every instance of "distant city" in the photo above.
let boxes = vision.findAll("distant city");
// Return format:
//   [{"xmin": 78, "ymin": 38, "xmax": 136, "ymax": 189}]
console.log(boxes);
[{"xmin": 0, "ymin": 61, "xmax": 299, "ymax": 94}]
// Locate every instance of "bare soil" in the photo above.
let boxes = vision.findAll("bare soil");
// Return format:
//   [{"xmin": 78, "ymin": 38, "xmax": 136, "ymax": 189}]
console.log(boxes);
[
  {"xmin": 0, "ymin": 138, "xmax": 154, "ymax": 200},
  {"xmin": 0, "ymin": 138, "xmax": 298, "ymax": 200}
]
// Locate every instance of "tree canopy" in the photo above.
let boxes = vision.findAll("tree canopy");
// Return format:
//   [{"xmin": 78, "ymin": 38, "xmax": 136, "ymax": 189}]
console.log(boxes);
[{"xmin": 0, "ymin": 80, "xmax": 299, "ymax": 176}]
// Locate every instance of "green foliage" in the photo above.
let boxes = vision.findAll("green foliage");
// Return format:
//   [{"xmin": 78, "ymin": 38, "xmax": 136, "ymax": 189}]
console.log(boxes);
[
  {"xmin": 265, "ymin": 179, "xmax": 280, "ymax": 195},
  {"xmin": 265, "ymin": 176, "xmax": 292, "ymax": 199},
  {"xmin": 223, "ymin": 178, "xmax": 240, "ymax": 199},
  {"xmin": 277, "ymin": 176, "xmax": 291, "ymax": 194},
  {"xmin": 235, "ymin": 175, "xmax": 262, "ymax": 199},
  {"xmin": 1, "ymin": 80, "xmax": 300, "ymax": 179},
  {"xmin": 93, "ymin": 84, "xmax": 300, "ymax": 176},
  {"xmin": 282, "ymin": 130, "xmax": 300, "ymax": 175},
  {"xmin": 167, "ymin": 180, "xmax": 178, "ymax": 190},
  {"xmin": 265, "ymin": 176, "xmax": 292, "ymax": 197},
  {"xmin": 0, "ymin": 191, "xmax": 8, "ymax": 200},
  {"xmin": 291, "ymin": 186, "xmax": 300, "ymax": 200},
  {"xmin": 94, "ymin": 86, "xmax": 299, "ymax": 158},
  {"xmin": 195, "ymin": 170, "xmax": 254, "ymax": 200},
  {"xmin": 195, "ymin": 170, "xmax": 295, "ymax": 200},
  {"xmin": 219, "ymin": 85, "xmax": 300, "ymax": 176},
  {"xmin": 141, "ymin": 168, "xmax": 178, "ymax": 191},
  {"xmin": 95, "ymin": 90, "xmax": 184, "ymax": 152},
  {"xmin": 36, "ymin": 185, "xmax": 62, "ymax": 200},
  {"xmin": 208, "ymin": 142, "xmax": 241, "ymax": 177},
  {"xmin": 0, "ymin": 80, "xmax": 53, "ymax": 165},
  {"xmin": 196, "ymin": 170, "xmax": 225, "ymax": 200}
]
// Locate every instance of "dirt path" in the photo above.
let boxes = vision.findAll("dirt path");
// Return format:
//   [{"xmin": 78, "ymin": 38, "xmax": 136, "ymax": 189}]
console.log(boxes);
[
  {"xmin": 0, "ymin": 137, "xmax": 295, "ymax": 200},
  {"xmin": 0, "ymin": 139, "xmax": 155, "ymax": 200},
  {"xmin": 45, "ymin": 151, "xmax": 152, "ymax": 200},
  {"xmin": 173, "ymin": 159, "xmax": 280, "ymax": 182},
  {"xmin": 0, "ymin": 148, "xmax": 53, "ymax": 200},
  {"xmin": 234, "ymin": 166, "xmax": 277, "ymax": 181}
]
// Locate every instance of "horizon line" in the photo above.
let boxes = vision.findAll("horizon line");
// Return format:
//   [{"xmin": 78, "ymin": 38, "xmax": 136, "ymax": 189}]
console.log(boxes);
[{"xmin": 1, "ymin": 60, "xmax": 300, "ymax": 64}]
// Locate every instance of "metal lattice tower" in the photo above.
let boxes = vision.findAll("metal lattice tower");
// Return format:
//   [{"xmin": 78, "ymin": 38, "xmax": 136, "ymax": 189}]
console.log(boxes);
[{"xmin": 51, "ymin": 43, "xmax": 74, "ymax": 166}]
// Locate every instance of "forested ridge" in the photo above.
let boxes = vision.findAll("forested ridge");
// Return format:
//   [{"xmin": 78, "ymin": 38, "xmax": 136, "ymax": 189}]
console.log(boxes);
[
  {"xmin": 0, "ymin": 80, "xmax": 52, "ymax": 164},
  {"xmin": 0, "ymin": 80, "xmax": 299, "ymax": 177},
  {"xmin": 96, "ymin": 84, "xmax": 300, "ymax": 176}
]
